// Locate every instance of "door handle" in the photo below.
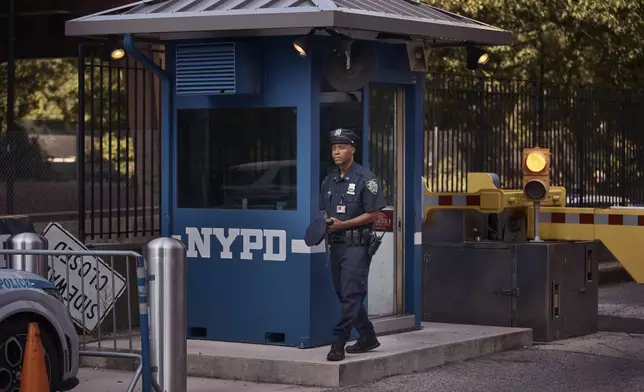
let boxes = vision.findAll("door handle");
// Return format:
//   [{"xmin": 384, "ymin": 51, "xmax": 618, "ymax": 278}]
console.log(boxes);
[
  {"xmin": 585, "ymin": 249, "xmax": 593, "ymax": 283},
  {"xmin": 552, "ymin": 282, "xmax": 560, "ymax": 318}
]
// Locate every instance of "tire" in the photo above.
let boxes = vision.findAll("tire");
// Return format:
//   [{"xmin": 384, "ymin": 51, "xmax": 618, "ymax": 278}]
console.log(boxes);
[{"xmin": 0, "ymin": 317, "xmax": 62, "ymax": 392}]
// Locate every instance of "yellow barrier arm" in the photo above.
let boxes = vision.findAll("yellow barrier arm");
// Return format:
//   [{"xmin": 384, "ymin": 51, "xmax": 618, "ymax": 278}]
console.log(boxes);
[{"xmin": 531, "ymin": 207, "xmax": 644, "ymax": 283}]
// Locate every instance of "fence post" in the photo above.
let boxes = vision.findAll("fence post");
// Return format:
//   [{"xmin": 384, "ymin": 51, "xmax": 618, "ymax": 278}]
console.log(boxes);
[
  {"xmin": 8, "ymin": 232, "xmax": 48, "ymax": 278},
  {"xmin": 144, "ymin": 237, "xmax": 187, "ymax": 392}
]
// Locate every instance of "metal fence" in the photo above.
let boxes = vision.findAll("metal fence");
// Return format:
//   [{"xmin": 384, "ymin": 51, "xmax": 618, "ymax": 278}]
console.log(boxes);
[
  {"xmin": 0, "ymin": 42, "xmax": 162, "ymax": 239},
  {"xmin": 78, "ymin": 43, "xmax": 163, "ymax": 242},
  {"xmin": 0, "ymin": 58, "xmax": 80, "ymax": 216},
  {"xmin": 424, "ymin": 74, "xmax": 644, "ymax": 207},
  {"xmin": 0, "ymin": 247, "xmax": 153, "ymax": 392}
]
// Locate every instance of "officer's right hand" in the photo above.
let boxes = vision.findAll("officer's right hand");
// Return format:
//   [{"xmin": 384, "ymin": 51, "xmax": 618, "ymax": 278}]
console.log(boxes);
[{"xmin": 327, "ymin": 217, "xmax": 345, "ymax": 233}]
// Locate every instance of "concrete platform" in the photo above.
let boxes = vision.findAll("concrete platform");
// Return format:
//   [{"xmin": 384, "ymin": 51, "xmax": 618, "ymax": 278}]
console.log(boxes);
[{"xmin": 81, "ymin": 322, "xmax": 532, "ymax": 388}]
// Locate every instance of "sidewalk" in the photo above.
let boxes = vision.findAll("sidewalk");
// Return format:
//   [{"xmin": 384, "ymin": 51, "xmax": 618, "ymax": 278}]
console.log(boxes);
[{"xmin": 74, "ymin": 368, "xmax": 324, "ymax": 392}]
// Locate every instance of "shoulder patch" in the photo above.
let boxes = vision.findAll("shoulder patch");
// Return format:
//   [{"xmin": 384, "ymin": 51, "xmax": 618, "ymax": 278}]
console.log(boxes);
[{"xmin": 366, "ymin": 179, "xmax": 378, "ymax": 194}]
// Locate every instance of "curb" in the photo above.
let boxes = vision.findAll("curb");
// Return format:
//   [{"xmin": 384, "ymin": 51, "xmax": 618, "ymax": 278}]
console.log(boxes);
[{"xmin": 79, "ymin": 324, "xmax": 533, "ymax": 388}]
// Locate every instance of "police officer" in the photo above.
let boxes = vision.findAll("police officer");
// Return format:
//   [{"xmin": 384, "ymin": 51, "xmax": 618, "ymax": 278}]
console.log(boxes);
[{"xmin": 319, "ymin": 128, "xmax": 387, "ymax": 361}]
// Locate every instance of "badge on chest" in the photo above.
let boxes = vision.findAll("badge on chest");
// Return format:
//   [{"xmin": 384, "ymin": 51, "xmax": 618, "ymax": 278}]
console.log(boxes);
[{"xmin": 347, "ymin": 183, "xmax": 356, "ymax": 195}]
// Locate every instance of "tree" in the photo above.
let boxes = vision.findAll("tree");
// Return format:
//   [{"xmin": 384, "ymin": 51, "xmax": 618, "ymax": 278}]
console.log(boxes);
[
  {"xmin": 421, "ymin": 1, "xmax": 644, "ymax": 203},
  {"xmin": 423, "ymin": 0, "xmax": 644, "ymax": 88},
  {"xmin": 0, "ymin": 59, "xmax": 79, "ymax": 131}
]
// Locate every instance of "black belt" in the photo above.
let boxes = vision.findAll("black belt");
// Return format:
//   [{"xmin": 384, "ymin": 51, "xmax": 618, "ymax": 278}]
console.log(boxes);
[{"xmin": 328, "ymin": 228, "xmax": 372, "ymax": 246}]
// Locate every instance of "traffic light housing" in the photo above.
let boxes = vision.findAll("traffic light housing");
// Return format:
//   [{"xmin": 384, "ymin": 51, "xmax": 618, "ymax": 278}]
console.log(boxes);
[{"xmin": 522, "ymin": 147, "xmax": 551, "ymax": 201}]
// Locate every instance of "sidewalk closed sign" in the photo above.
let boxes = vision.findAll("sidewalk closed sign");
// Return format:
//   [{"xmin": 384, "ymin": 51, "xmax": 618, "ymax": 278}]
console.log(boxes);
[{"xmin": 42, "ymin": 223, "xmax": 127, "ymax": 332}]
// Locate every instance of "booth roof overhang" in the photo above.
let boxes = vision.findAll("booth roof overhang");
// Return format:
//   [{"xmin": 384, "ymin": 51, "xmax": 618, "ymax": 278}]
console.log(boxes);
[{"xmin": 64, "ymin": 0, "xmax": 513, "ymax": 47}]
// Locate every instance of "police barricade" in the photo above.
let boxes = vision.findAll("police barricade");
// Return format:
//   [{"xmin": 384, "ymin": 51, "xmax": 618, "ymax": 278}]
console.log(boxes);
[{"xmin": 0, "ymin": 239, "xmax": 154, "ymax": 392}]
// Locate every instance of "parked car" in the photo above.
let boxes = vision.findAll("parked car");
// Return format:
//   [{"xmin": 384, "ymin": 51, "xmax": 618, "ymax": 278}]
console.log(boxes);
[
  {"xmin": 0, "ymin": 269, "xmax": 79, "ymax": 391},
  {"xmin": 222, "ymin": 160, "xmax": 297, "ymax": 210}
]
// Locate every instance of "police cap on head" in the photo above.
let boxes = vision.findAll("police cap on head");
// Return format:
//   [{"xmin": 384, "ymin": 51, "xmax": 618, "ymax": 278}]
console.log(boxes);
[{"xmin": 329, "ymin": 128, "xmax": 359, "ymax": 148}]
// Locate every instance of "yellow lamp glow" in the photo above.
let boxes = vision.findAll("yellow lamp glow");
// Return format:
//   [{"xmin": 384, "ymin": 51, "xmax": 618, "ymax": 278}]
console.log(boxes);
[
  {"xmin": 526, "ymin": 152, "xmax": 547, "ymax": 172},
  {"xmin": 293, "ymin": 43, "xmax": 307, "ymax": 57},
  {"xmin": 111, "ymin": 48, "xmax": 126, "ymax": 60}
]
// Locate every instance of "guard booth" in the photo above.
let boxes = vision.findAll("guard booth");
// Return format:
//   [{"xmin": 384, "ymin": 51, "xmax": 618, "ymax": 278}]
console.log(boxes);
[{"xmin": 66, "ymin": 0, "xmax": 512, "ymax": 348}]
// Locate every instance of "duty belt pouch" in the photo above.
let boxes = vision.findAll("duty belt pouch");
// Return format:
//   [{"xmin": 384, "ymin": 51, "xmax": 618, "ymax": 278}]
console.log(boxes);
[
  {"xmin": 352, "ymin": 230, "xmax": 361, "ymax": 246},
  {"xmin": 331, "ymin": 233, "xmax": 345, "ymax": 243},
  {"xmin": 367, "ymin": 231, "xmax": 383, "ymax": 257}
]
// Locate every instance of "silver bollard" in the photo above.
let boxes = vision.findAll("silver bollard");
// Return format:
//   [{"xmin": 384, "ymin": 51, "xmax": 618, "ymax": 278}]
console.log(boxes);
[
  {"xmin": 144, "ymin": 237, "xmax": 187, "ymax": 392},
  {"xmin": 8, "ymin": 232, "xmax": 48, "ymax": 278}
]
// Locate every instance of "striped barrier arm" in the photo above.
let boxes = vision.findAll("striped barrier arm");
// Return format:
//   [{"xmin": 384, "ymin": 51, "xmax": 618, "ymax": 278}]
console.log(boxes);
[
  {"xmin": 536, "ymin": 207, "xmax": 644, "ymax": 284},
  {"xmin": 540, "ymin": 211, "xmax": 644, "ymax": 226},
  {"xmin": 424, "ymin": 194, "xmax": 482, "ymax": 207}
]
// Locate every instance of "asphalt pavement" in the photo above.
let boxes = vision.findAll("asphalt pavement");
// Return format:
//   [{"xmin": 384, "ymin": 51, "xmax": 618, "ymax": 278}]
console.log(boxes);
[
  {"xmin": 329, "ymin": 332, "xmax": 644, "ymax": 392},
  {"xmin": 76, "ymin": 334, "xmax": 644, "ymax": 392},
  {"xmin": 73, "ymin": 367, "xmax": 324, "ymax": 392},
  {"xmin": 330, "ymin": 281, "xmax": 644, "ymax": 392},
  {"xmin": 76, "ymin": 282, "xmax": 644, "ymax": 392}
]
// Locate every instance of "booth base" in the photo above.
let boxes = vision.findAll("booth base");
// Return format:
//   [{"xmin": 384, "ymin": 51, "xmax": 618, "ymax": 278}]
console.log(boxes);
[{"xmin": 81, "ymin": 322, "xmax": 532, "ymax": 388}]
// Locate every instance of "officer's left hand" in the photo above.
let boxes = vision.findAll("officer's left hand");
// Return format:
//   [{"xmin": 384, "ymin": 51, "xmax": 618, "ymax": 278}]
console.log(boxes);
[{"xmin": 327, "ymin": 217, "xmax": 346, "ymax": 233}]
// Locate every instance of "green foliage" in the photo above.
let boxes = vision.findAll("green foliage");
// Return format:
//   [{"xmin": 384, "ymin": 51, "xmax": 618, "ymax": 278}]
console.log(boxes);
[
  {"xmin": 423, "ymin": 0, "xmax": 644, "ymax": 88},
  {"xmin": 0, "ymin": 59, "xmax": 79, "ymax": 129},
  {"xmin": 0, "ymin": 58, "xmax": 127, "ymax": 131},
  {"xmin": 418, "ymin": 1, "xmax": 644, "ymax": 199},
  {"xmin": 0, "ymin": 58, "xmax": 131, "ymax": 187},
  {"xmin": 95, "ymin": 132, "xmax": 135, "ymax": 178}
]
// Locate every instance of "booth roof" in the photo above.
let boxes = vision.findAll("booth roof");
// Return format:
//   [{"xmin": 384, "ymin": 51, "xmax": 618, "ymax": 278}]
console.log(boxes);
[{"xmin": 64, "ymin": 0, "xmax": 513, "ymax": 46}]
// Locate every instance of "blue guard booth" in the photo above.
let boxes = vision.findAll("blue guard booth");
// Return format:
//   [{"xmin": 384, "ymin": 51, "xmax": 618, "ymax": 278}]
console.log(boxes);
[{"xmin": 66, "ymin": 0, "xmax": 512, "ymax": 348}]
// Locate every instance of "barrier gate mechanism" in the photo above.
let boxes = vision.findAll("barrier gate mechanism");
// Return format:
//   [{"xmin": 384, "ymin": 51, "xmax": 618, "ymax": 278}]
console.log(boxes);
[{"xmin": 423, "ymin": 172, "xmax": 644, "ymax": 283}]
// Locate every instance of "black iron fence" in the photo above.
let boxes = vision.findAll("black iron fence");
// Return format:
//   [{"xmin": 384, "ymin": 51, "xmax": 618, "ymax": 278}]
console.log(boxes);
[
  {"xmin": 77, "ymin": 43, "xmax": 162, "ymax": 242},
  {"xmin": 424, "ymin": 74, "xmax": 644, "ymax": 207},
  {"xmin": 26, "ymin": 67, "xmax": 644, "ymax": 240}
]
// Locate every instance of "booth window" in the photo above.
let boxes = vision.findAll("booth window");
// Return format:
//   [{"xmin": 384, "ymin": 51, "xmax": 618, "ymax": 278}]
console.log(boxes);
[{"xmin": 177, "ymin": 107, "xmax": 297, "ymax": 210}]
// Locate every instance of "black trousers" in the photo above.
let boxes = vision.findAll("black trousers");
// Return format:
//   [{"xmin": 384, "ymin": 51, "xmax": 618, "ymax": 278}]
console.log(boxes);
[{"xmin": 329, "ymin": 243, "xmax": 374, "ymax": 343}]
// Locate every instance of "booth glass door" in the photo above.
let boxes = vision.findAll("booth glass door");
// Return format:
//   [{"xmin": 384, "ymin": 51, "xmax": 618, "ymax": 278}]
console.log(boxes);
[{"xmin": 367, "ymin": 84, "xmax": 405, "ymax": 318}]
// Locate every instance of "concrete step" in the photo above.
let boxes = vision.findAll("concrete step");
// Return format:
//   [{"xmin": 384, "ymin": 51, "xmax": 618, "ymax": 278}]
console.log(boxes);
[{"xmin": 80, "ymin": 322, "xmax": 532, "ymax": 388}]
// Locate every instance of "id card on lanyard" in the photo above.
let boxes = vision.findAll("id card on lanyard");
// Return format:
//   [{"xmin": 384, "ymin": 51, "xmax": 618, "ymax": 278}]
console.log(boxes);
[{"xmin": 337, "ymin": 194, "xmax": 346, "ymax": 214}]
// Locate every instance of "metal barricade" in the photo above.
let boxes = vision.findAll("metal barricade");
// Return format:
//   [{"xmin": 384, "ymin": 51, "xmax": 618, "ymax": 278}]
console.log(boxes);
[{"xmin": 0, "ymin": 246, "xmax": 154, "ymax": 392}]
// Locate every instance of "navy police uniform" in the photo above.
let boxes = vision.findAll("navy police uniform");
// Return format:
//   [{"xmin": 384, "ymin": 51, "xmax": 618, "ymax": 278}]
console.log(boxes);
[{"xmin": 319, "ymin": 128, "xmax": 387, "ymax": 360}]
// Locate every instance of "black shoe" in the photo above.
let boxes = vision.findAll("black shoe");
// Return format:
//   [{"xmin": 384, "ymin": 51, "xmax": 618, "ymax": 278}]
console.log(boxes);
[
  {"xmin": 346, "ymin": 333, "xmax": 380, "ymax": 354},
  {"xmin": 327, "ymin": 343, "xmax": 346, "ymax": 361}
]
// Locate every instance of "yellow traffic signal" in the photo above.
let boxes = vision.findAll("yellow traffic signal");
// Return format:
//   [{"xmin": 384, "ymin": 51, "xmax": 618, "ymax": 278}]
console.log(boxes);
[{"xmin": 522, "ymin": 147, "xmax": 551, "ymax": 201}]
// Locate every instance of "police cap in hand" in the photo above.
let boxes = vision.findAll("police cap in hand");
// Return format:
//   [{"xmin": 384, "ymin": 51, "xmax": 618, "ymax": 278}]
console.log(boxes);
[
  {"xmin": 304, "ymin": 217, "xmax": 332, "ymax": 247},
  {"xmin": 329, "ymin": 128, "xmax": 359, "ymax": 148}
]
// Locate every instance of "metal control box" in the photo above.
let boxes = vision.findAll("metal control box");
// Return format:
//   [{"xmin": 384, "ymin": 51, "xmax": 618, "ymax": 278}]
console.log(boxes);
[{"xmin": 422, "ymin": 241, "xmax": 598, "ymax": 342}]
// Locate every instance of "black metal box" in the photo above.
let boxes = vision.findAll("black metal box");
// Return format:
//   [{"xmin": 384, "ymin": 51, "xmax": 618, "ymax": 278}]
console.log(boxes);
[
  {"xmin": 422, "ymin": 210, "xmax": 488, "ymax": 243},
  {"xmin": 422, "ymin": 241, "xmax": 598, "ymax": 342}
]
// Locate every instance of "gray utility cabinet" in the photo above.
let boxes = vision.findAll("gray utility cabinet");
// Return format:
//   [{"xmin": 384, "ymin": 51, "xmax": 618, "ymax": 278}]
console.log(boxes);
[{"xmin": 422, "ymin": 241, "xmax": 598, "ymax": 342}]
